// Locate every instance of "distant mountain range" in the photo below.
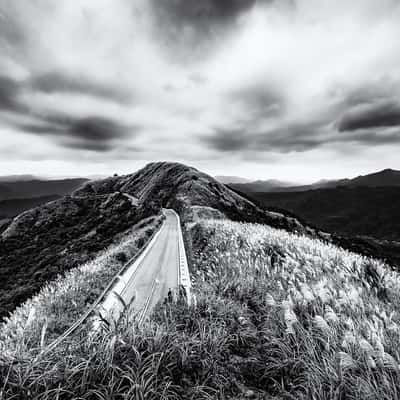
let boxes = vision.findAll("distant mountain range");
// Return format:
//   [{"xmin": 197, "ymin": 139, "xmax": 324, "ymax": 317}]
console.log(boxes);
[
  {"xmin": 0, "ymin": 177, "xmax": 90, "ymax": 220},
  {"xmin": 0, "ymin": 175, "xmax": 40, "ymax": 182},
  {"xmin": 0, "ymin": 178, "xmax": 89, "ymax": 201},
  {"xmin": 0, "ymin": 195, "xmax": 60, "ymax": 220},
  {"xmin": 214, "ymin": 176, "xmax": 252, "ymax": 184},
  {"xmin": 230, "ymin": 168, "xmax": 400, "ymax": 192},
  {"xmin": 230, "ymin": 179, "xmax": 297, "ymax": 192}
]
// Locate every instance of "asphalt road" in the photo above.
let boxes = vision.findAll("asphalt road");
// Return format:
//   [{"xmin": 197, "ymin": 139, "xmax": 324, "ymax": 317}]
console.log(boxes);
[{"xmin": 102, "ymin": 209, "xmax": 180, "ymax": 324}]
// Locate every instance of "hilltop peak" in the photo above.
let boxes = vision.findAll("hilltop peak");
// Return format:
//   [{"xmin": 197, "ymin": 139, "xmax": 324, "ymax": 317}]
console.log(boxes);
[
  {"xmin": 74, "ymin": 161, "xmax": 322, "ymax": 237},
  {"xmin": 379, "ymin": 168, "xmax": 397, "ymax": 174}
]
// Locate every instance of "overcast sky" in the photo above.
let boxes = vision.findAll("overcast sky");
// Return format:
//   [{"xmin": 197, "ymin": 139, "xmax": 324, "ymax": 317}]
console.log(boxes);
[{"xmin": 1, "ymin": 0, "xmax": 400, "ymax": 182}]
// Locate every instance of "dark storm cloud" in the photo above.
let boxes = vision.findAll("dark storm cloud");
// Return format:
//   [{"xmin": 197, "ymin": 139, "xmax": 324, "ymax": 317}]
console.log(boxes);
[
  {"xmin": 202, "ymin": 127, "xmax": 319, "ymax": 153},
  {"xmin": 153, "ymin": 0, "xmax": 256, "ymax": 26},
  {"xmin": 202, "ymin": 121, "xmax": 324, "ymax": 154},
  {"xmin": 69, "ymin": 117, "xmax": 128, "ymax": 142},
  {"xmin": 18, "ymin": 114, "xmax": 134, "ymax": 152},
  {"xmin": 338, "ymin": 101, "xmax": 400, "ymax": 131},
  {"xmin": 30, "ymin": 72, "xmax": 132, "ymax": 104},
  {"xmin": 255, "ymin": 122, "xmax": 325, "ymax": 152},
  {"xmin": 203, "ymin": 127, "xmax": 250, "ymax": 152},
  {"xmin": 149, "ymin": 0, "xmax": 271, "ymax": 52},
  {"xmin": 0, "ymin": 75, "xmax": 26, "ymax": 113},
  {"xmin": 203, "ymin": 115, "xmax": 400, "ymax": 155},
  {"xmin": 0, "ymin": 70, "xmax": 131, "ymax": 120}
]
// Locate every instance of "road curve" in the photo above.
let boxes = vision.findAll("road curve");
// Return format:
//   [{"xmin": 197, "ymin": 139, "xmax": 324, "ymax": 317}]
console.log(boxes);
[{"xmin": 98, "ymin": 209, "xmax": 180, "ymax": 325}]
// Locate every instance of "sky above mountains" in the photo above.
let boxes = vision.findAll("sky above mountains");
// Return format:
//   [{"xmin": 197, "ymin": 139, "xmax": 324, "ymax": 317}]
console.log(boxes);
[{"xmin": 1, "ymin": 0, "xmax": 400, "ymax": 182}]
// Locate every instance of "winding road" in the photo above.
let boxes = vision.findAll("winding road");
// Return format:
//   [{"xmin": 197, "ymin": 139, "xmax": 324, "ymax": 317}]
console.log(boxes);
[{"xmin": 98, "ymin": 209, "xmax": 184, "ymax": 325}]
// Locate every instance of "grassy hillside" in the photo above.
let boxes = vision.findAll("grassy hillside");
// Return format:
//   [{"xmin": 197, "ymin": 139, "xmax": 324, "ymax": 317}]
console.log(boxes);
[
  {"xmin": 0, "ymin": 215, "xmax": 162, "ymax": 355},
  {"xmin": 1, "ymin": 211, "xmax": 399, "ymax": 399},
  {"xmin": 0, "ymin": 193, "xmax": 157, "ymax": 320}
]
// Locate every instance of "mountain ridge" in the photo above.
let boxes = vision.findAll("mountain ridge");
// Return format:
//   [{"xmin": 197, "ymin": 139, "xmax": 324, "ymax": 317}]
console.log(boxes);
[
  {"xmin": 231, "ymin": 168, "xmax": 400, "ymax": 192},
  {"xmin": 74, "ymin": 161, "xmax": 323, "ymax": 238},
  {"xmin": 214, "ymin": 175, "xmax": 252, "ymax": 184}
]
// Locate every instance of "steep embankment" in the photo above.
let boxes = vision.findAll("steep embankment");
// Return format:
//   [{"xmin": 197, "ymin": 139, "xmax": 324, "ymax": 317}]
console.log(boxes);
[
  {"xmin": 75, "ymin": 162, "xmax": 323, "ymax": 237},
  {"xmin": 0, "ymin": 193, "xmax": 155, "ymax": 320}
]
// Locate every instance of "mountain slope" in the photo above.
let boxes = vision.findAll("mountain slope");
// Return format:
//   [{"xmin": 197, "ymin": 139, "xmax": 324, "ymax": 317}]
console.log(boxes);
[
  {"xmin": 0, "ymin": 193, "xmax": 156, "ymax": 320},
  {"xmin": 348, "ymin": 168, "xmax": 400, "ymax": 187},
  {"xmin": 75, "ymin": 161, "xmax": 322, "ymax": 237}
]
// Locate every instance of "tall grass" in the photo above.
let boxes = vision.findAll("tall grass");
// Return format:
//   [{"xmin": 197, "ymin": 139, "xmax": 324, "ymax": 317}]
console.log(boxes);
[
  {"xmin": 187, "ymin": 218, "xmax": 400, "ymax": 399},
  {"xmin": 1, "ymin": 213, "xmax": 400, "ymax": 399},
  {"xmin": 0, "ymin": 216, "xmax": 162, "ymax": 359}
]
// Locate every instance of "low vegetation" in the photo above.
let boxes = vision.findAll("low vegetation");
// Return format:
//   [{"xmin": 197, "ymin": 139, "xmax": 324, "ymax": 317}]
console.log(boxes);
[
  {"xmin": 0, "ymin": 215, "xmax": 162, "ymax": 358},
  {"xmin": 0, "ymin": 192, "xmax": 157, "ymax": 320},
  {"xmin": 1, "ymin": 210, "xmax": 399, "ymax": 399}
]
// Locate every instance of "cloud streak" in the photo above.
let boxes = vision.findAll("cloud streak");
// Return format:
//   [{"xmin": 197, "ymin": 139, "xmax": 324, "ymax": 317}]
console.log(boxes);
[
  {"xmin": 338, "ymin": 101, "xmax": 400, "ymax": 131},
  {"xmin": 30, "ymin": 72, "xmax": 132, "ymax": 104},
  {"xmin": 18, "ymin": 114, "xmax": 134, "ymax": 152}
]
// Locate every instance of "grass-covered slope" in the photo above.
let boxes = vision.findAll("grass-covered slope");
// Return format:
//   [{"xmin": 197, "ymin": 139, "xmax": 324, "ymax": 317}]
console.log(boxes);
[
  {"xmin": 188, "ymin": 218, "xmax": 400, "ymax": 399},
  {"xmin": 0, "ymin": 193, "xmax": 156, "ymax": 320},
  {"xmin": 0, "ymin": 215, "xmax": 162, "ymax": 357},
  {"xmin": 1, "ymin": 214, "xmax": 399, "ymax": 399}
]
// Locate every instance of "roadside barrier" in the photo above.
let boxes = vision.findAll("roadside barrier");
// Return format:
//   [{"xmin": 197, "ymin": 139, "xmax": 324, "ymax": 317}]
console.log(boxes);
[
  {"xmin": 35, "ymin": 215, "xmax": 165, "ymax": 360},
  {"xmin": 172, "ymin": 210, "xmax": 192, "ymax": 305},
  {"xmin": 36, "ymin": 207, "xmax": 192, "ymax": 359}
]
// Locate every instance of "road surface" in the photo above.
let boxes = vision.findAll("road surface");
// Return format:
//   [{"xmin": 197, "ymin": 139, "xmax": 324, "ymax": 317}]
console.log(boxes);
[{"xmin": 99, "ymin": 209, "xmax": 181, "ymax": 325}]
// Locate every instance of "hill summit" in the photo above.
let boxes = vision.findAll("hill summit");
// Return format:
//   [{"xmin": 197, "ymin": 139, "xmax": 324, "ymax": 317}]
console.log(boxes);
[{"xmin": 75, "ymin": 162, "xmax": 321, "ymax": 237}]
